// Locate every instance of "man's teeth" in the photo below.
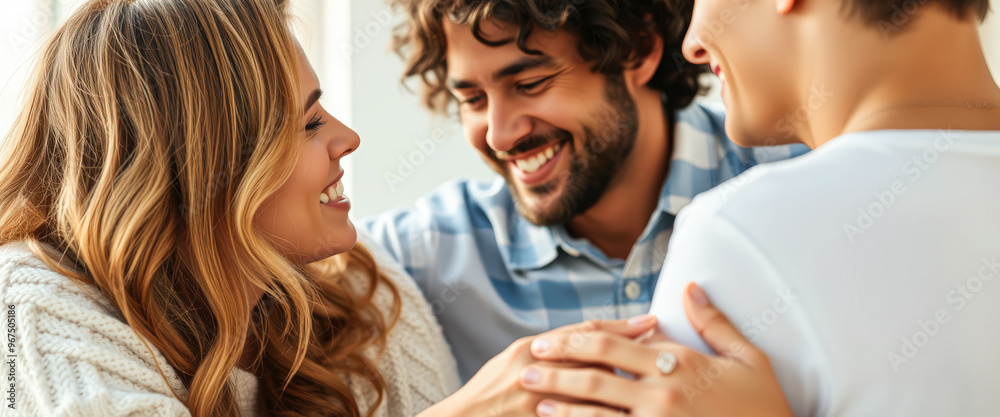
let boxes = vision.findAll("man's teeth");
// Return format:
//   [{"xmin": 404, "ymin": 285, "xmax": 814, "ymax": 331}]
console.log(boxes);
[
  {"xmin": 513, "ymin": 143, "xmax": 562, "ymax": 174},
  {"xmin": 319, "ymin": 181, "xmax": 345, "ymax": 204}
]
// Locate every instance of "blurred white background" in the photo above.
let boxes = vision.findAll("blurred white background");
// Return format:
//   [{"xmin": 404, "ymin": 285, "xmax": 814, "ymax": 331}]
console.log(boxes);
[{"xmin": 1, "ymin": 0, "xmax": 998, "ymax": 218}]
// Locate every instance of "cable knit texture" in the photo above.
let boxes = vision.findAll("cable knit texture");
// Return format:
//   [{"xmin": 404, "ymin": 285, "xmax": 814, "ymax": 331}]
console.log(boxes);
[{"xmin": 0, "ymin": 230, "xmax": 460, "ymax": 416}]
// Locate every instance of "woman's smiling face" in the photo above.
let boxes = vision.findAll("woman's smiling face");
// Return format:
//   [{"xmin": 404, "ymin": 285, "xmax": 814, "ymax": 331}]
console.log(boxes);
[{"xmin": 255, "ymin": 45, "xmax": 361, "ymax": 265}]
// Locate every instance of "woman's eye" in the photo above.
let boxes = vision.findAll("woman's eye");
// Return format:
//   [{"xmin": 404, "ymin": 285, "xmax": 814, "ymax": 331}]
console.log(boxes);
[{"xmin": 306, "ymin": 115, "xmax": 326, "ymax": 133}]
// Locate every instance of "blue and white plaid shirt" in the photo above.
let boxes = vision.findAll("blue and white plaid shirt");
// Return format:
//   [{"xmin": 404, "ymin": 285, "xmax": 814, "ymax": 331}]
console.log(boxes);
[{"xmin": 362, "ymin": 101, "xmax": 809, "ymax": 381}]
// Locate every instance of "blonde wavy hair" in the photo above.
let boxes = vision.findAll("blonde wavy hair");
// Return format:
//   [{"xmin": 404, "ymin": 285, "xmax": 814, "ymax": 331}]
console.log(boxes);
[{"xmin": 0, "ymin": 0, "xmax": 399, "ymax": 416}]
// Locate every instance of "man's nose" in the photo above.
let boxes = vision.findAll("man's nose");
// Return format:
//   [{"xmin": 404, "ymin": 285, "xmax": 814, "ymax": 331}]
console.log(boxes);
[{"xmin": 485, "ymin": 97, "xmax": 532, "ymax": 152}]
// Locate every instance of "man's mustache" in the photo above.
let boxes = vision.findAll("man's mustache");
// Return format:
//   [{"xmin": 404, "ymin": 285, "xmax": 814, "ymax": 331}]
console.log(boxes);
[{"xmin": 495, "ymin": 129, "xmax": 572, "ymax": 160}]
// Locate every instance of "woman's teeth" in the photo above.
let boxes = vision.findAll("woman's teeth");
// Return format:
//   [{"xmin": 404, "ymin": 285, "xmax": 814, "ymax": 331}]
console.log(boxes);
[
  {"xmin": 514, "ymin": 142, "xmax": 562, "ymax": 174},
  {"xmin": 319, "ymin": 181, "xmax": 345, "ymax": 204}
]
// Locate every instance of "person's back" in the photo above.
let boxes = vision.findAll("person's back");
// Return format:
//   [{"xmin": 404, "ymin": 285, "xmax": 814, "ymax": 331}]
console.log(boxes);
[
  {"xmin": 652, "ymin": 128, "xmax": 1000, "ymax": 415},
  {"xmin": 648, "ymin": 0, "xmax": 1000, "ymax": 414}
]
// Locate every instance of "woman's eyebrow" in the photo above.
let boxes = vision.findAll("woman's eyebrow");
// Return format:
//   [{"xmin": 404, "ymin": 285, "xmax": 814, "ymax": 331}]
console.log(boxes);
[{"xmin": 304, "ymin": 89, "xmax": 323, "ymax": 113}]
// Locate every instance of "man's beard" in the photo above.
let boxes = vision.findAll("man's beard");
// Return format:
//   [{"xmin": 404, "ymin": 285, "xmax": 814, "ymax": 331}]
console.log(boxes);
[{"xmin": 503, "ymin": 74, "xmax": 640, "ymax": 226}]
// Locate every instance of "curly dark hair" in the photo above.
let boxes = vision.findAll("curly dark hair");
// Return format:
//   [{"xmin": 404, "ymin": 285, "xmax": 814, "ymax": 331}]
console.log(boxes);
[{"xmin": 391, "ymin": 0, "xmax": 707, "ymax": 114}]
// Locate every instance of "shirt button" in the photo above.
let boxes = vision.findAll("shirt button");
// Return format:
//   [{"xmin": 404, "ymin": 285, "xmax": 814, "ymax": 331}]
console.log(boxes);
[{"xmin": 624, "ymin": 280, "xmax": 641, "ymax": 301}]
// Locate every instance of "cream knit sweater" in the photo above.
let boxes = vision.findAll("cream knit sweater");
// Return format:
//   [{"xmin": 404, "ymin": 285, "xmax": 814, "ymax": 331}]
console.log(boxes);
[{"xmin": 0, "ymin": 231, "xmax": 460, "ymax": 416}]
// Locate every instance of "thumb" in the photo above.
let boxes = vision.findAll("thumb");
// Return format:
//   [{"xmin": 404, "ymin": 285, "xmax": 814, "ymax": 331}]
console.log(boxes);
[{"xmin": 682, "ymin": 283, "xmax": 762, "ymax": 366}]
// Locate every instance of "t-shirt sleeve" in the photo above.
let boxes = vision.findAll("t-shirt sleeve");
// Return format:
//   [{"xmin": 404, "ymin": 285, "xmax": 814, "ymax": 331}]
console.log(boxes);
[
  {"xmin": 2, "ymin": 255, "xmax": 191, "ymax": 416},
  {"xmin": 648, "ymin": 197, "xmax": 824, "ymax": 417}
]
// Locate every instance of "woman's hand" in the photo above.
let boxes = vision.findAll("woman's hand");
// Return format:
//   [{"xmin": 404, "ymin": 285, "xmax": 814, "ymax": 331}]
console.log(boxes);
[
  {"xmin": 419, "ymin": 317, "xmax": 659, "ymax": 417},
  {"xmin": 519, "ymin": 283, "xmax": 793, "ymax": 417}
]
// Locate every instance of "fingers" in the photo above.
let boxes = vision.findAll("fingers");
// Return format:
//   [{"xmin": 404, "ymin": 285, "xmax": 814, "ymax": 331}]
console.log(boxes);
[
  {"xmin": 529, "ymin": 331, "xmax": 669, "ymax": 376},
  {"xmin": 637, "ymin": 327, "xmax": 673, "ymax": 344},
  {"xmin": 597, "ymin": 314, "xmax": 659, "ymax": 338},
  {"xmin": 682, "ymin": 283, "xmax": 762, "ymax": 366},
  {"xmin": 520, "ymin": 364, "xmax": 642, "ymax": 410},
  {"xmin": 546, "ymin": 315, "xmax": 659, "ymax": 339},
  {"xmin": 535, "ymin": 400, "xmax": 626, "ymax": 417}
]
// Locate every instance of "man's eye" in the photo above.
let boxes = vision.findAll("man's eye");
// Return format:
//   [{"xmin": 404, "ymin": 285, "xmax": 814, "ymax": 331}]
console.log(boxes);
[
  {"xmin": 462, "ymin": 94, "xmax": 486, "ymax": 110},
  {"xmin": 517, "ymin": 76, "xmax": 555, "ymax": 93}
]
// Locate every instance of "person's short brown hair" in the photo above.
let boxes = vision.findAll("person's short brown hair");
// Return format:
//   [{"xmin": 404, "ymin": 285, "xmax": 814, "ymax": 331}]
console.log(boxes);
[
  {"xmin": 844, "ymin": 0, "xmax": 990, "ymax": 25},
  {"xmin": 391, "ymin": 0, "xmax": 706, "ymax": 114}
]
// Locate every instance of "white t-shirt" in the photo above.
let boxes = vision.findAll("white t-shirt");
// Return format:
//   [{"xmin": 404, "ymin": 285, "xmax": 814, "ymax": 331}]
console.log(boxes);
[{"xmin": 650, "ymin": 129, "xmax": 1000, "ymax": 417}]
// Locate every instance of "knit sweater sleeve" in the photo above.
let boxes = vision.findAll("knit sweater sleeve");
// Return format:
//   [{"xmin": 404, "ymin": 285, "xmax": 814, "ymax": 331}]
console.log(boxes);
[{"xmin": 0, "ymin": 243, "xmax": 190, "ymax": 417}]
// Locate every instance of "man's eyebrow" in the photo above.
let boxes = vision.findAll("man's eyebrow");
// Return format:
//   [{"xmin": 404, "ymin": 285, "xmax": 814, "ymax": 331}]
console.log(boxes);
[
  {"xmin": 448, "ymin": 56, "xmax": 559, "ymax": 90},
  {"xmin": 304, "ymin": 89, "xmax": 323, "ymax": 113}
]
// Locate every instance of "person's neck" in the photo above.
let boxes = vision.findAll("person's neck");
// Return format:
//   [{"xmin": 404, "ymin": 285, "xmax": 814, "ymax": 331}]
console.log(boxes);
[
  {"xmin": 793, "ymin": 10, "xmax": 1000, "ymax": 148},
  {"xmin": 566, "ymin": 87, "xmax": 671, "ymax": 260}
]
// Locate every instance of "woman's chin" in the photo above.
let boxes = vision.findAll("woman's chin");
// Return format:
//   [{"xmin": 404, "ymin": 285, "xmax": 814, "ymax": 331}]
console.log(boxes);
[
  {"xmin": 320, "ymin": 223, "xmax": 359, "ymax": 257},
  {"xmin": 286, "ymin": 223, "xmax": 356, "ymax": 265}
]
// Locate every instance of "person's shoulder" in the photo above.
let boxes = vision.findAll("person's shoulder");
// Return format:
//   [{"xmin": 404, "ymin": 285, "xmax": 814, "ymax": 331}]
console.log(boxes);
[
  {"xmin": 0, "ymin": 241, "xmax": 109, "ymax": 311},
  {"xmin": 362, "ymin": 178, "xmax": 512, "ymax": 235},
  {"xmin": 681, "ymin": 132, "xmax": 907, "ymax": 228},
  {"xmin": 0, "ymin": 240, "xmax": 169, "ymax": 361},
  {"xmin": 416, "ymin": 178, "xmax": 512, "ymax": 215},
  {"xmin": 0, "ymin": 240, "xmax": 59, "ymax": 271},
  {"xmin": 0, "ymin": 241, "xmax": 190, "ymax": 415}
]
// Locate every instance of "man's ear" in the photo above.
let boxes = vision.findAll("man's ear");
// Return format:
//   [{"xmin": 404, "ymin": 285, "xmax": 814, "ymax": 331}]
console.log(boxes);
[
  {"xmin": 624, "ymin": 30, "xmax": 664, "ymax": 89},
  {"xmin": 777, "ymin": 0, "xmax": 796, "ymax": 14}
]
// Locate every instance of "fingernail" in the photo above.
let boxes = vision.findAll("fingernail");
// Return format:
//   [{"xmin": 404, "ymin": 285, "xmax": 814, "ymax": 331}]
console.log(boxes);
[
  {"xmin": 537, "ymin": 400, "xmax": 556, "ymax": 417},
  {"xmin": 521, "ymin": 367, "xmax": 540, "ymax": 385},
  {"xmin": 628, "ymin": 314, "xmax": 654, "ymax": 326},
  {"xmin": 688, "ymin": 283, "xmax": 708, "ymax": 306},
  {"xmin": 531, "ymin": 338, "xmax": 549, "ymax": 355}
]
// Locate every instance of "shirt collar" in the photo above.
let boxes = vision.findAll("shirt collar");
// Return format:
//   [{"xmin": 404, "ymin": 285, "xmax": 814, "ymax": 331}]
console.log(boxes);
[{"xmin": 657, "ymin": 101, "xmax": 728, "ymax": 216}]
